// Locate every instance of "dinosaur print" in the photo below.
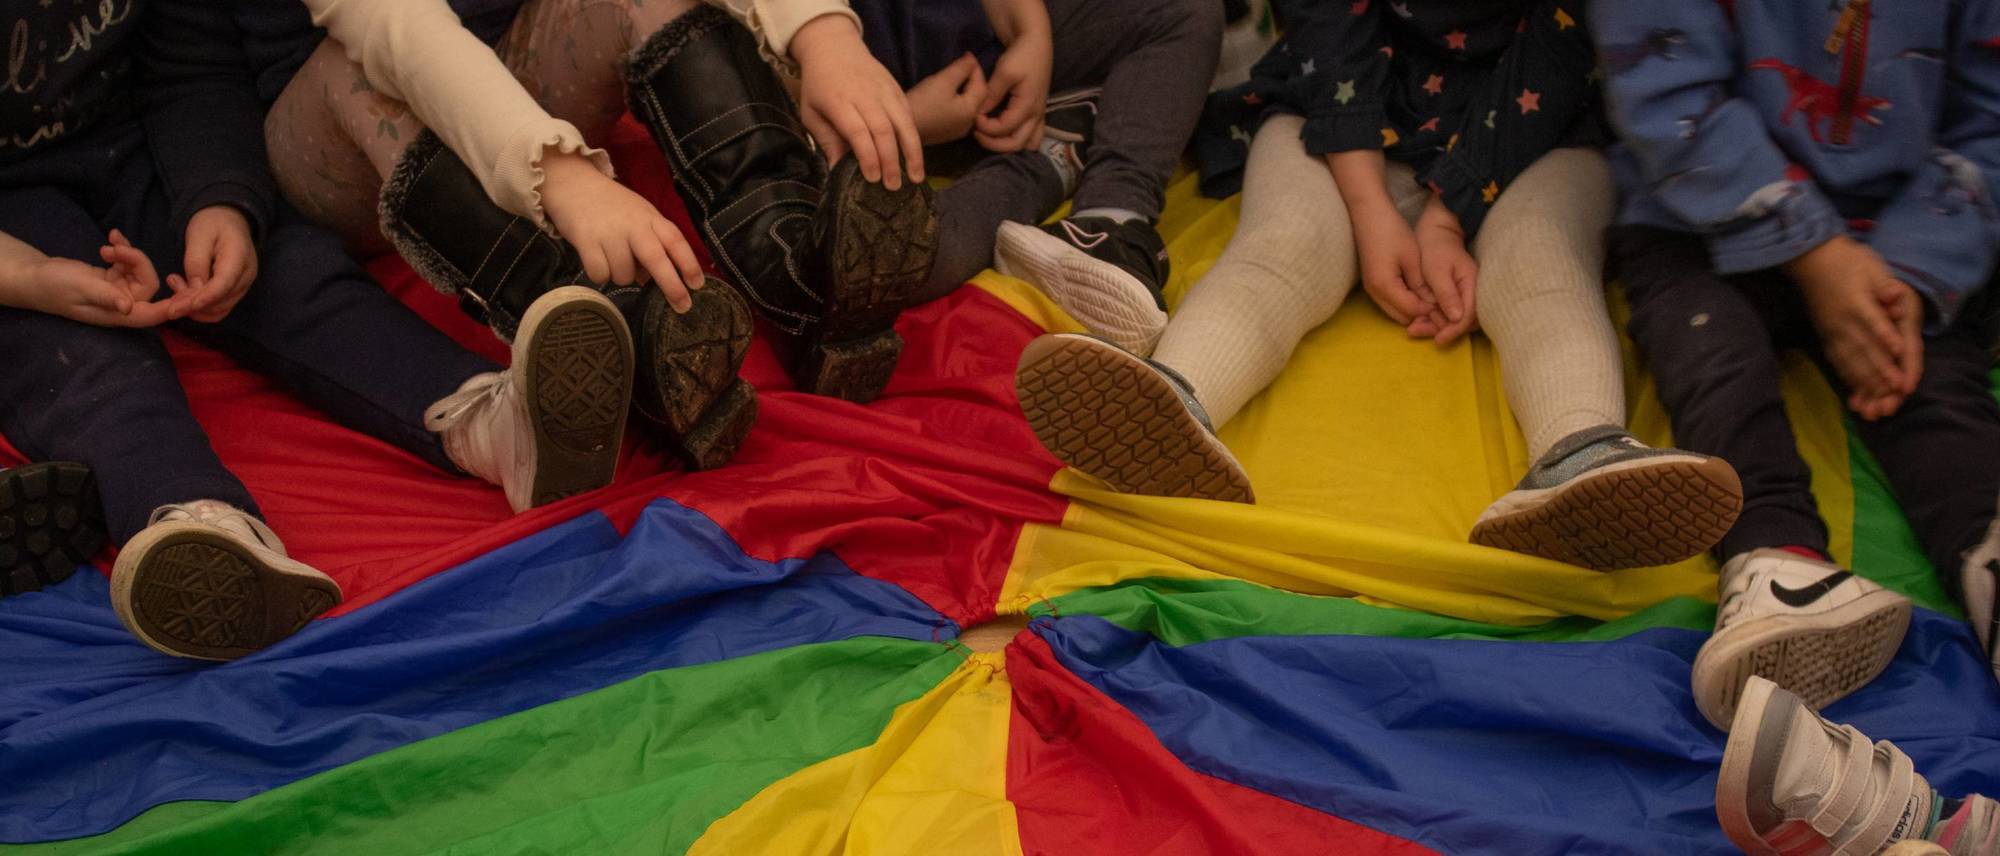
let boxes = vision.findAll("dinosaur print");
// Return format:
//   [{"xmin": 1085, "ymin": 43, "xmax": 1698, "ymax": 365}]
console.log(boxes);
[
  {"xmin": 1601, "ymin": 28, "xmax": 1687, "ymax": 75},
  {"xmin": 1927, "ymin": 149, "xmax": 1998, "ymax": 224},
  {"xmin": 1749, "ymin": 58, "xmax": 1891, "ymax": 143}
]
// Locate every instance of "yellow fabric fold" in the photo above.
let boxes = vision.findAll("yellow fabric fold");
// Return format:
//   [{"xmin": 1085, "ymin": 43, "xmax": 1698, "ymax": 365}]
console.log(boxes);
[{"xmin": 690, "ymin": 653, "xmax": 1023, "ymax": 856}]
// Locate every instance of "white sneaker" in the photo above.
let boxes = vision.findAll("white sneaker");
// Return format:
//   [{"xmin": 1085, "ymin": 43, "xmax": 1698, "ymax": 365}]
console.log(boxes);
[
  {"xmin": 1694, "ymin": 549, "xmax": 1912, "ymax": 730},
  {"xmin": 1719, "ymin": 676, "xmax": 1996, "ymax": 856},
  {"xmin": 1014, "ymin": 333, "xmax": 1252, "ymax": 502},
  {"xmin": 425, "ymin": 286, "xmax": 633, "ymax": 513},
  {"xmin": 1959, "ymin": 511, "xmax": 2000, "ymax": 686},
  {"xmin": 994, "ymin": 217, "xmax": 1170, "ymax": 355},
  {"xmin": 110, "ymin": 500, "xmax": 341, "ymax": 661}
]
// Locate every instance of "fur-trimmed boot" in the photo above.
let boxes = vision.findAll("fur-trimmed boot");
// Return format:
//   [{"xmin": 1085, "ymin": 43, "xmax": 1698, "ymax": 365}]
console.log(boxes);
[
  {"xmin": 379, "ymin": 130, "xmax": 758, "ymax": 469},
  {"xmin": 624, "ymin": 6, "xmax": 939, "ymax": 404}
]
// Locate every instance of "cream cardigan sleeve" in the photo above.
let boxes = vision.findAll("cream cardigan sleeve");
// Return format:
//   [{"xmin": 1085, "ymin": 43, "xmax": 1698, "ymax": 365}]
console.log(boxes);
[
  {"xmin": 705, "ymin": 0, "xmax": 859, "ymax": 76},
  {"xmin": 305, "ymin": 0, "xmax": 614, "ymax": 227}
]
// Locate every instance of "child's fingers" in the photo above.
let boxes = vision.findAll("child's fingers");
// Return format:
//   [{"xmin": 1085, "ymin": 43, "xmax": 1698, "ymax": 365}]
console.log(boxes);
[
  {"xmin": 108, "ymin": 229, "xmax": 132, "ymax": 249},
  {"xmin": 800, "ymin": 105, "xmax": 848, "ymax": 167},
  {"xmin": 652, "ymin": 219, "xmax": 705, "ymax": 290},
  {"xmin": 76, "ymin": 278, "xmax": 132, "ymax": 314},
  {"xmin": 630, "ymin": 232, "xmax": 691, "ymax": 312},
  {"xmin": 976, "ymin": 67, "xmax": 1017, "ymax": 117},
  {"xmin": 183, "ymin": 232, "xmax": 216, "ymax": 287},
  {"xmin": 859, "ymin": 103, "xmax": 905, "ymax": 190},
  {"xmin": 884, "ymin": 88, "xmax": 925, "ymax": 181},
  {"xmin": 832, "ymin": 104, "xmax": 884, "ymax": 184},
  {"xmin": 1858, "ymin": 302, "xmax": 1903, "ymax": 358},
  {"xmin": 576, "ymin": 242, "xmax": 611, "ymax": 286}
]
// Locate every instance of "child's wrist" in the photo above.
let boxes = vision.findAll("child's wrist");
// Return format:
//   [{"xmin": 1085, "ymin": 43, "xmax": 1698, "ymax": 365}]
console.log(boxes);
[{"xmin": 789, "ymin": 13, "xmax": 863, "ymax": 68}]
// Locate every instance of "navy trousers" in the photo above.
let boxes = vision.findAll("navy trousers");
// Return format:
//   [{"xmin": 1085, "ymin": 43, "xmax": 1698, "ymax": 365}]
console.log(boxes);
[
  {"xmin": 0, "ymin": 124, "xmax": 498, "ymax": 543},
  {"xmin": 1614, "ymin": 225, "xmax": 2000, "ymax": 602}
]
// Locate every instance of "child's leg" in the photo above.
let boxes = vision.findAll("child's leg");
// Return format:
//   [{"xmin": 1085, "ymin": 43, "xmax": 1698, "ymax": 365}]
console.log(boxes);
[
  {"xmin": 926, "ymin": 153, "xmax": 1071, "ymax": 298},
  {"xmin": 187, "ymin": 210, "xmax": 502, "ymax": 474},
  {"xmin": 1848, "ymin": 323, "xmax": 2000, "ymax": 592},
  {"xmin": 1150, "ymin": 114, "xmax": 1370, "ymax": 428},
  {"xmin": 1468, "ymin": 150, "xmax": 1743, "ymax": 571},
  {"xmin": 1469, "ymin": 148, "xmax": 1624, "ymax": 460},
  {"xmin": 0, "ymin": 188, "xmax": 258, "ymax": 544},
  {"xmin": 1042, "ymin": 0, "xmax": 1223, "ymax": 220},
  {"xmin": 1614, "ymin": 226, "xmax": 1829, "ymax": 559}
]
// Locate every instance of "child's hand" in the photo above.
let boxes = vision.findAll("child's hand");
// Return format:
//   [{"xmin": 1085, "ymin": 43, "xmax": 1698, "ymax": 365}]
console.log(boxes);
[
  {"xmin": 173, "ymin": 205, "xmax": 259, "ymax": 323},
  {"xmin": 907, "ymin": 54, "xmax": 989, "ymax": 146},
  {"xmin": 7, "ymin": 232, "xmax": 180, "ymax": 327},
  {"xmin": 791, "ymin": 14, "xmax": 924, "ymax": 189},
  {"xmin": 539, "ymin": 151, "xmax": 705, "ymax": 312},
  {"xmin": 1412, "ymin": 195, "xmax": 1478, "ymax": 345},
  {"xmin": 1787, "ymin": 236, "xmax": 1914, "ymax": 417},
  {"xmin": 1849, "ymin": 280, "xmax": 1926, "ymax": 420},
  {"xmin": 973, "ymin": 23, "xmax": 1052, "ymax": 152},
  {"xmin": 1354, "ymin": 204, "xmax": 1436, "ymax": 331}
]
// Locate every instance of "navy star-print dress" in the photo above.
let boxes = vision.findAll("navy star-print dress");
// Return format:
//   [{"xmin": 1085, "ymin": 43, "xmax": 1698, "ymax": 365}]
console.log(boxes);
[{"xmin": 1196, "ymin": 0, "xmax": 1604, "ymax": 236}]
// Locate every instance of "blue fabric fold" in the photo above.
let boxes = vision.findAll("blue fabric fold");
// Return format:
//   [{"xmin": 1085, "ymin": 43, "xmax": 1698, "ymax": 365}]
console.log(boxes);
[
  {"xmin": 0, "ymin": 499, "xmax": 952, "ymax": 843},
  {"xmin": 1037, "ymin": 610, "xmax": 2000, "ymax": 855}
]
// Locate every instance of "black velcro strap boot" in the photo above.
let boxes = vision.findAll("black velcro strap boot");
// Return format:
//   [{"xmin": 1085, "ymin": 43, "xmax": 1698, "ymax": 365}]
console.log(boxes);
[
  {"xmin": 379, "ymin": 130, "xmax": 757, "ymax": 469},
  {"xmin": 624, "ymin": 7, "xmax": 939, "ymax": 404}
]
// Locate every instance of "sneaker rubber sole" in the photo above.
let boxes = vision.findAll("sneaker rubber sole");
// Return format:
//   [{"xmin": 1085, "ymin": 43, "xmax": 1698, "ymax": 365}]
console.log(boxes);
[
  {"xmin": 0, "ymin": 462, "xmax": 105, "ymax": 597},
  {"xmin": 1715, "ymin": 675, "xmax": 1795, "ymax": 855},
  {"xmin": 636, "ymin": 282, "xmax": 758, "ymax": 470},
  {"xmin": 517, "ymin": 286, "xmax": 634, "ymax": 508},
  {"xmin": 796, "ymin": 158, "xmax": 938, "ymax": 403},
  {"xmin": 994, "ymin": 221, "xmax": 1168, "ymax": 356},
  {"xmin": 110, "ymin": 523, "xmax": 342, "ymax": 660},
  {"xmin": 1016, "ymin": 334, "xmax": 1253, "ymax": 503},
  {"xmin": 1693, "ymin": 588, "xmax": 1911, "ymax": 731},
  {"xmin": 1469, "ymin": 454, "xmax": 1743, "ymax": 570}
]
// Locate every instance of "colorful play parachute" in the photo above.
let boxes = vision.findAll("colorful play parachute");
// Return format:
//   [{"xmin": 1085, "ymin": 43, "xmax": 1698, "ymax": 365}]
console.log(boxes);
[{"xmin": 3, "ymin": 122, "xmax": 1996, "ymax": 855}]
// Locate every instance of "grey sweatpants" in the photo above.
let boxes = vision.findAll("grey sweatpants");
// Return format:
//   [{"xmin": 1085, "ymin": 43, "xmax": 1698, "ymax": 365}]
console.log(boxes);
[{"xmin": 920, "ymin": 0, "xmax": 1224, "ymax": 297}]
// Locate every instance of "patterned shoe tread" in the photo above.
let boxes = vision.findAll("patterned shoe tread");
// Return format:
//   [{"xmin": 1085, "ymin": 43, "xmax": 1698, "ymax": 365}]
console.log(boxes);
[
  {"xmin": 129, "ymin": 537, "xmax": 342, "ymax": 660},
  {"xmin": 133, "ymin": 542, "xmax": 264, "ymax": 653},
  {"xmin": 1017, "ymin": 341, "xmax": 1251, "ymax": 502},
  {"xmin": 799, "ymin": 330, "xmax": 903, "ymax": 404},
  {"xmin": 1713, "ymin": 604, "xmax": 1910, "ymax": 723},
  {"xmin": 1470, "ymin": 459, "xmax": 1743, "ymax": 570},
  {"xmin": 0, "ymin": 462, "xmax": 106, "ymax": 597},
  {"xmin": 831, "ymin": 169, "xmax": 938, "ymax": 314},
  {"xmin": 532, "ymin": 305, "xmax": 633, "ymax": 454},
  {"xmin": 651, "ymin": 284, "xmax": 756, "ymax": 436}
]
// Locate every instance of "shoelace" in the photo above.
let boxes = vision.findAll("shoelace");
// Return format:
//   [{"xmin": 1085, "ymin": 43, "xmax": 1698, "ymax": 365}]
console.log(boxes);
[{"xmin": 423, "ymin": 372, "xmax": 510, "ymax": 434}]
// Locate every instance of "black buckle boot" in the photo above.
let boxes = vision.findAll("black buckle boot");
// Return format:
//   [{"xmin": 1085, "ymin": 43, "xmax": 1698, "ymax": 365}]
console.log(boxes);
[
  {"xmin": 624, "ymin": 7, "xmax": 938, "ymax": 404},
  {"xmin": 379, "ymin": 130, "xmax": 758, "ymax": 468}
]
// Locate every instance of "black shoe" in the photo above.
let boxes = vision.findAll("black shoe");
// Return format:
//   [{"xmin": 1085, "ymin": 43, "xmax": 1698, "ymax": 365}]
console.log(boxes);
[
  {"xmin": 1042, "ymin": 88, "xmax": 1101, "ymax": 152},
  {"xmin": 379, "ymin": 130, "xmax": 755, "ymax": 468},
  {"xmin": 624, "ymin": 7, "xmax": 938, "ymax": 403},
  {"xmin": 993, "ymin": 216, "xmax": 1170, "ymax": 354},
  {"xmin": 1, "ymin": 462, "xmax": 105, "ymax": 597}
]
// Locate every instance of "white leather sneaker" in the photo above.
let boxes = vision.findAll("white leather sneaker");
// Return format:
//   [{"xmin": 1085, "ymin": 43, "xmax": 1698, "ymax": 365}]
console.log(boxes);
[
  {"xmin": 1694, "ymin": 549, "xmax": 1912, "ymax": 730},
  {"xmin": 111, "ymin": 500, "xmax": 341, "ymax": 661},
  {"xmin": 1719, "ymin": 676, "xmax": 1996, "ymax": 856},
  {"xmin": 426, "ymin": 286, "xmax": 633, "ymax": 513}
]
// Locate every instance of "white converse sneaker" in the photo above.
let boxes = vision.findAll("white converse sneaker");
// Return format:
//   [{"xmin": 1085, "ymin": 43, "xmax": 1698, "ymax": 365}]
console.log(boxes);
[
  {"xmin": 111, "ymin": 500, "xmax": 341, "ymax": 661},
  {"xmin": 1959, "ymin": 511, "xmax": 2000, "ymax": 686},
  {"xmin": 1694, "ymin": 549, "xmax": 1912, "ymax": 730},
  {"xmin": 1469, "ymin": 425, "xmax": 1743, "ymax": 570},
  {"xmin": 1014, "ymin": 333, "xmax": 1252, "ymax": 502},
  {"xmin": 425, "ymin": 286, "xmax": 633, "ymax": 513},
  {"xmin": 1719, "ymin": 676, "xmax": 1995, "ymax": 856}
]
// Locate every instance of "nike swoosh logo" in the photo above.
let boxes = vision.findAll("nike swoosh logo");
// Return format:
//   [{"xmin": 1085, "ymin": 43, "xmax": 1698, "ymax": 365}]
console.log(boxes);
[
  {"xmin": 1769, "ymin": 571, "xmax": 1853, "ymax": 608},
  {"xmin": 1060, "ymin": 220, "xmax": 1109, "ymax": 249}
]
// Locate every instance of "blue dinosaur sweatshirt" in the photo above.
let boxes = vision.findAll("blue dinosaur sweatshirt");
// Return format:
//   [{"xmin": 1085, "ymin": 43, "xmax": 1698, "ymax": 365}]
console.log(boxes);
[{"xmin": 1590, "ymin": 0, "xmax": 2000, "ymax": 330}]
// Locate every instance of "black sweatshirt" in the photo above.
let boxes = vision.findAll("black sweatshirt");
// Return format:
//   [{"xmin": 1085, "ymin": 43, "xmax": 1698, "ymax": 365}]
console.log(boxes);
[{"xmin": 2, "ymin": 0, "xmax": 277, "ymax": 241}]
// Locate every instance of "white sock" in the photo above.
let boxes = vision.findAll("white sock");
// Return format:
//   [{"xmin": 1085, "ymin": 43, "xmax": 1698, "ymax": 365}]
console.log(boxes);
[
  {"xmin": 1151, "ymin": 115, "xmax": 1424, "ymax": 427},
  {"xmin": 1470, "ymin": 148, "xmax": 1625, "ymax": 459},
  {"xmin": 1072, "ymin": 207, "xmax": 1143, "ymax": 225}
]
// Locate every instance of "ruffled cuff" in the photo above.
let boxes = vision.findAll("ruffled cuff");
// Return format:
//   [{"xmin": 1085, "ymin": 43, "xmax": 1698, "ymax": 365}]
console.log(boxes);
[
  {"xmin": 492, "ymin": 118, "xmax": 616, "ymax": 230},
  {"xmin": 1300, "ymin": 105, "xmax": 1391, "ymax": 157}
]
